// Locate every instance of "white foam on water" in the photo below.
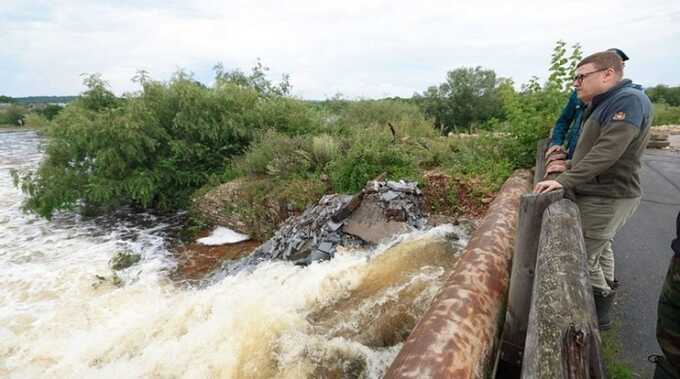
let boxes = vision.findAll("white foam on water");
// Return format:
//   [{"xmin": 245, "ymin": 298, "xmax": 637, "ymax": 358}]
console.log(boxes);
[{"xmin": 197, "ymin": 226, "xmax": 250, "ymax": 245}]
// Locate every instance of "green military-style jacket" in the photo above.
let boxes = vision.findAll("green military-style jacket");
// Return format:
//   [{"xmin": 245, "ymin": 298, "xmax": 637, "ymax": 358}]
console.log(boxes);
[{"xmin": 556, "ymin": 79, "xmax": 653, "ymax": 198}]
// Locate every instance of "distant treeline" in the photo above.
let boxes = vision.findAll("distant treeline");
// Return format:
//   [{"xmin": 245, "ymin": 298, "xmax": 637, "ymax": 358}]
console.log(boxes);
[
  {"xmin": 0, "ymin": 96, "xmax": 77, "ymax": 104},
  {"xmin": 646, "ymin": 85, "xmax": 680, "ymax": 107}
]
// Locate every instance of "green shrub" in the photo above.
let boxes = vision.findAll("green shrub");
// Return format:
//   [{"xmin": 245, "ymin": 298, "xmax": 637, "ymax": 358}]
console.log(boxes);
[
  {"xmin": 225, "ymin": 177, "xmax": 326, "ymax": 240},
  {"xmin": 234, "ymin": 130, "xmax": 314, "ymax": 178},
  {"xmin": 0, "ymin": 104, "xmax": 26, "ymax": 125},
  {"xmin": 232, "ymin": 98, "xmax": 435, "ymax": 195},
  {"xmin": 38, "ymin": 104, "xmax": 64, "ymax": 120},
  {"xmin": 435, "ymin": 133, "xmax": 514, "ymax": 199},
  {"xmin": 335, "ymin": 99, "xmax": 426, "ymax": 129},
  {"xmin": 327, "ymin": 127, "xmax": 419, "ymax": 193},
  {"xmin": 23, "ymin": 113, "xmax": 49, "ymax": 127},
  {"xmin": 253, "ymin": 97, "xmax": 323, "ymax": 136},
  {"xmin": 311, "ymin": 134, "xmax": 340, "ymax": 167},
  {"xmin": 488, "ymin": 41, "xmax": 582, "ymax": 169},
  {"xmin": 15, "ymin": 68, "xmax": 320, "ymax": 218}
]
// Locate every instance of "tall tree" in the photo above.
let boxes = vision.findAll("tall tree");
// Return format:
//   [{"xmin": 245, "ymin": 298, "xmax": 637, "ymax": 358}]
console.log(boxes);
[{"xmin": 415, "ymin": 67, "xmax": 505, "ymax": 134}]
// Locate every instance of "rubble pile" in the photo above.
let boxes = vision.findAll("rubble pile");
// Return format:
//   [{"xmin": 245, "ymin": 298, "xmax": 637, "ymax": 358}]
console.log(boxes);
[
  {"xmin": 204, "ymin": 179, "xmax": 466, "ymax": 283},
  {"xmin": 248, "ymin": 180, "xmax": 428, "ymax": 265}
]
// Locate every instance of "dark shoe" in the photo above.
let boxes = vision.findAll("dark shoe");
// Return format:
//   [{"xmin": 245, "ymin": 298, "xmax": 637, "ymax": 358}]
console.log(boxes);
[
  {"xmin": 650, "ymin": 355, "xmax": 680, "ymax": 379},
  {"xmin": 606, "ymin": 278, "xmax": 620, "ymax": 290},
  {"xmin": 593, "ymin": 287, "xmax": 616, "ymax": 331}
]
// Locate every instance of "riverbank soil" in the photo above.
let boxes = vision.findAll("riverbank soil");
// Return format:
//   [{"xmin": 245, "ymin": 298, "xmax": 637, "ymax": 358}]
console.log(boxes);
[{"xmin": 172, "ymin": 237, "xmax": 261, "ymax": 281}]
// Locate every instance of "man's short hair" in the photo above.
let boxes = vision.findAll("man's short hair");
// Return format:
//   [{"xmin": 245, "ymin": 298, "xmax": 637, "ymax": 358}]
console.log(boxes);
[{"xmin": 577, "ymin": 51, "xmax": 624, "ymax": 75}]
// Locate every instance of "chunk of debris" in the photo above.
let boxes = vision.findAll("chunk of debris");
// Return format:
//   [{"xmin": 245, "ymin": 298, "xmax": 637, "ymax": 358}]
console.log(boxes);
[{"xmin": 109, "ymin": 251, "xmax": 141, "ymax": 271}]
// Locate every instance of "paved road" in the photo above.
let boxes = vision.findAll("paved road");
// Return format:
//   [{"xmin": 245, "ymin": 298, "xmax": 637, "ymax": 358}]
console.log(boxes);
[{"xmin": 613, "ymin": 149, "xmax": 680, "ymax": 377}]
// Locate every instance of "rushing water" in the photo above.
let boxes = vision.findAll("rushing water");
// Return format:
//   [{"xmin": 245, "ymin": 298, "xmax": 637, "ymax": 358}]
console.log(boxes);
[{"xmin": 0, "ymin": 129, "xmax": 468, "ymax": 378}]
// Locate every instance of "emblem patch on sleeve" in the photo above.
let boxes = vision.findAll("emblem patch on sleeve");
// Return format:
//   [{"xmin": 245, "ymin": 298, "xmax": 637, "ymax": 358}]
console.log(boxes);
[{"xmin": 612, "ymin": 112, "xmax": 626, "ymax": 121}]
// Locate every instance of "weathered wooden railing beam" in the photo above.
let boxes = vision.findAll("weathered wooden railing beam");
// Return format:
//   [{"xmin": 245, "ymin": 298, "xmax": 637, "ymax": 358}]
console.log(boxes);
[
  {"xmin": 500, "ymin": 189, "xmax": 564, "ymax": 367},
  {"xmin": 520, "ymin": 199, "xmax": 605, "ymax": 379},
  {"xmin": 533, "ymin": 138, "xmax": 550, "ymax": 186}
]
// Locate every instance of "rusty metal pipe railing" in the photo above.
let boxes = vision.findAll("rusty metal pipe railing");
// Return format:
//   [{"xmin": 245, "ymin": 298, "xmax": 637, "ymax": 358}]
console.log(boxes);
[{"xmin": 385, "ymin": 169, "xmax": 533, "ymax": 379}]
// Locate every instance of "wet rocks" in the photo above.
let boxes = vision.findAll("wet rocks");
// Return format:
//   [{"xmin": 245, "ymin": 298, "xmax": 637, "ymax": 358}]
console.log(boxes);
[
  {"xmin": 249, "ymin": 193, "xmax": 365, "ymax": 266},
  {"xmin": 109, "ymin": 251, "xmax": 141, "ymax": 271},
  {"xmin": 93, "ymin": 273, "xmax": 123, "ymax": 288},
  {"xmin": 248, "ymin": 179, "xmax": 427, "ymax": 266}
]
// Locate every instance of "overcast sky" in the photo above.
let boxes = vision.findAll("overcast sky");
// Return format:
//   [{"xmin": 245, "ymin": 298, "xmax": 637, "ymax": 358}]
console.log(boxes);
[{"xmin": 2, "ymin": 0, "xmax": 679, "ymax": 99}]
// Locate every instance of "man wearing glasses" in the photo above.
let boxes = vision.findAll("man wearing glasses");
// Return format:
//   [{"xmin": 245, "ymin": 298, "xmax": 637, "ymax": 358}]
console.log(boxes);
[
  {"xmin": 534, "ymin": 51, "xmax": 653, "ymax": 330},
  {"xmin": 545, "ymin": 48, "xmax": 629, "ymax": 161}
]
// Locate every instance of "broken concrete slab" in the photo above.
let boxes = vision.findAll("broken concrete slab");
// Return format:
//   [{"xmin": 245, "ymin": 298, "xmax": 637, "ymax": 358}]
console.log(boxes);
[
  {"xmin": 331, "ymin": 192, "xmax": 364, "ymax": 223},
  {"xmin": 343, "ymin": 221, "xmax": 412, "ymax": 244},
  {"xmin": 381, "ymin": 191, "xmax": 400, "ymax": 202},
  {"xmin": 343, "ymin": 201, "xmax": 412, "ymax": 244},
  {"xmin": 317, "ymin": 241, "xmax": 335, "ymax": 254},
  {"xmin": 387, "ymin": 180, "xmax": 418, "ymax": 194},
  {"xmin": 326, "ymin": 220, "xmax": 344, "ymax": 232}
]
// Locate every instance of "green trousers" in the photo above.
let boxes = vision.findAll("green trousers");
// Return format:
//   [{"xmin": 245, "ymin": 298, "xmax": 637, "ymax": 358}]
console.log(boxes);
[{"xmin": 575, "ymin": 196, "xmax": 640, "ymax": 293}]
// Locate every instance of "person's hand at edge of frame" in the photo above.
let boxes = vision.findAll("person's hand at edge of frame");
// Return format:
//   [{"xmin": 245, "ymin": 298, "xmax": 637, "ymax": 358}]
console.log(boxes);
[
  {"xmin": 545, "ymin": 144, "xmax": 566, "ymax": 158},
  {"xmin": 533, "ymin": 180, "xmax": 563, "ymax": 194}
]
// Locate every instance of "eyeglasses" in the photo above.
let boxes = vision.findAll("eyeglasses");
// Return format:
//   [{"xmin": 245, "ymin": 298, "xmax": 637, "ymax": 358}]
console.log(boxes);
[{"xmin": 573, "ymin": 68, "xmax": 609, "ymax": 84}]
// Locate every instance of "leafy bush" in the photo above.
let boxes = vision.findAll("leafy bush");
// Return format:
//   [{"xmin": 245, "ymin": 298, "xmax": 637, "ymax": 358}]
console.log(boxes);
[
  {"xmin": 234, "ymin": 130, "xmax": 314, "ymax": 178},
  {"xmin": 221, "ymin": 177, "xmax": 327, "ymax": 240},
  {"xmin": 311, "ymin": 134, "xmax": 340, "ymax": 166},
  {"xmin": 234, "ymin": 119, "xmax": 425, "ymax": 195},
  {"xmin": 334, "ymin": 98, "xmax": 426, "ymax": 130},
  {"xmin": 327, "ymin": 126, "xmax": 420, "ymax": 193},
  {"xmin": 23, "ymin": 113, "xmax": 49, "ymax": 127},
  {"xmin": 38, "ymin": 104, "xmax": 63, "ymax": 120},
  {"xmin": 490, "ymin": 41, "xmax": 582, "ymax": 168},
  {"xmin": 15, "ymin": 67, "xmax": 321, "ymax": 218}
]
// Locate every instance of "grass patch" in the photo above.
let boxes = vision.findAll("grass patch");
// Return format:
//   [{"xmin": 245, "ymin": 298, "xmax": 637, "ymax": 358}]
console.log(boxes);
[
  {"xmin": 653, "ymin": 103, "xmax": 680, "ymax": 126},
  {"xmin": 601, "ymin": 323, "xmax": 636, "ymax": 379}
]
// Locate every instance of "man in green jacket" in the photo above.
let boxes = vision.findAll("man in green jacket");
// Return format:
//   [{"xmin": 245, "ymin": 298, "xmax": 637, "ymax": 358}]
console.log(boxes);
[
  {"xmin": 535, "ymin": 50, "xmax": 653, "ymax": 330},
  {"xmin": 546, "ymin": 48, "xmax": 629, "ymax": 160}
]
